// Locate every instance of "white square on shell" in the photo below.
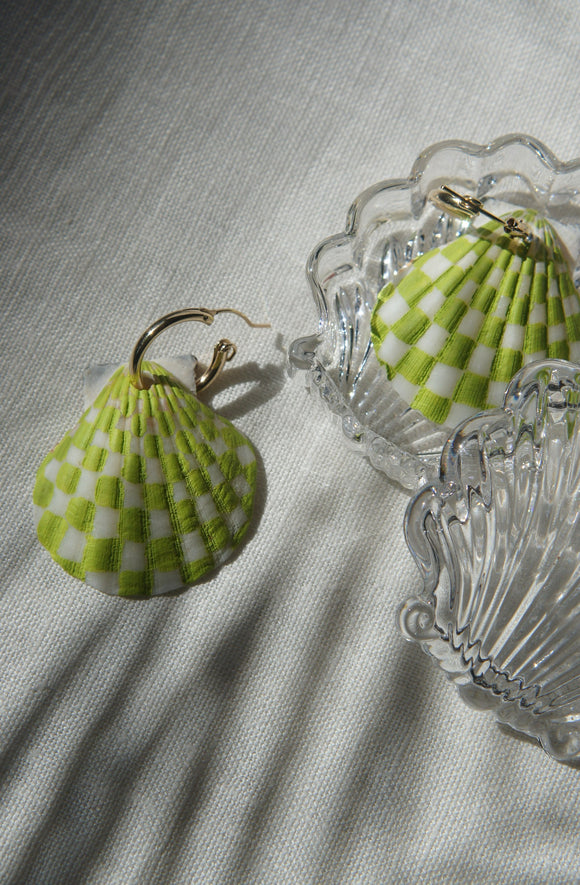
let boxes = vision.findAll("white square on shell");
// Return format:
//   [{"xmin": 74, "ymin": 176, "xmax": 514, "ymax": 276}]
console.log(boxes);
[
  {"xmin": 501, "ymin": 324, "xmax": 525, "ymax": 352},
  {"xmin": 455, "ymin": 279, "xmax": 478, "ymax": 304},
  {"xmin": 57, "ymin": 525, "xmax": 86, "ymax": 563},
  {"xmin": 425, "ymin": 363, "xmax": 462, "ymax": 397},
  {"xmin": 417, "ymin": 323, "xmax": 449, "ymax": 357},
  {"xmin": 457, "ymin": 308, "xmax": 485, "ymax": 339},
  {"xmin": 378, "ymin": 291, "xmax": 410, "ymax": 326},
  {"xmin": 123, "ymin": 480, "xmax": 144, "ymax": 508},
  {"xmin": 468, "ymin": 344, "xmax": 496, "ymax": 376},
  {"xmin": 378, "ymin": 331, "xmax": 409, "ymax": 366},
  {"xmin": 421, "ymin": 252, "xmax": 453, "ymax": 281},
  {"xmin": 417, "ymin": 287, "xmax": 445, "ymax": 319},
  {"xmin": 121, "ymin": 541, "xmax": 146, "ymax": 572},
  {"xmin": 528, "ymin": 303, "xmax": 546, "ymax": 325},
  {"xmin": 181, "ymin": 530, "xmax": 209, "ymax": 564},
  {"xmin": 149, "ymin": 508, "xmax": 173, "ymax": 539},
  {"xmin": 92, "ymin": 507, "xmax": 119, "ymax": 539}
]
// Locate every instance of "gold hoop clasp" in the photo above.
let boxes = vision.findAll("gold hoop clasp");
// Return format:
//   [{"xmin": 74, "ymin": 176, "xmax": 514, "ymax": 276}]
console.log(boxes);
[
  {"xmin": 129, "ymin": 308, "xmax": 270, "ymax": 391},
  {"xmin": 428, "ymin": 185, "xmax": 532, "ymax": 242}
]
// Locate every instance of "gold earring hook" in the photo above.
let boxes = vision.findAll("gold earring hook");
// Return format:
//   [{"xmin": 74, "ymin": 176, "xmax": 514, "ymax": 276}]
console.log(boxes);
[
  {"xmin": 428, "ymin": 185, "xmax": 532, "ymax": 242},
  {"xmin": 129, "ymin": 307, "xmax": 270, "ymax": 391}
]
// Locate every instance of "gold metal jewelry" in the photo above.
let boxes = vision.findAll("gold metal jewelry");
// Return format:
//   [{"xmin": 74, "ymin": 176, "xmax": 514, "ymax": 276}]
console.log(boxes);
[
  {"xmin": 129, "ymin": 307, "xmax": 270, "ymax": 390},
  {"xmin": 429, "ymin": 185, "xmax": 532, "ymax": 242}
]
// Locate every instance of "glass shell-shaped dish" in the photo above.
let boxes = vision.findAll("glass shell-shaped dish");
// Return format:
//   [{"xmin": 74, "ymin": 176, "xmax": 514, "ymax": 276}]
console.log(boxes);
[
  {"xmin": 400, "ymin": 359, "xmax": 580, "ymax": 762},
  {"xmin": 288, "ymin": 135, "xmax": 580, "ymax": 489}
]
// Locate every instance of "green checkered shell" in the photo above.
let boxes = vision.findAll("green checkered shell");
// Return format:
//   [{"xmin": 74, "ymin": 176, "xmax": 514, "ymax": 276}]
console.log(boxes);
[
  {"xmin": 33, "ymin": 363, "xmax": 257, "ymax": 596},
  {"xmin": 370, "ymin": 210, "xmax": 580, "ymax": 427}
]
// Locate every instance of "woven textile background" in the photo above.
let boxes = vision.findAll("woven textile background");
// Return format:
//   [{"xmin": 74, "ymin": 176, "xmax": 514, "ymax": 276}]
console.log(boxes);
[{"xmin": 2, "ymin": 1, "xmax": 580, "ymax": 882}]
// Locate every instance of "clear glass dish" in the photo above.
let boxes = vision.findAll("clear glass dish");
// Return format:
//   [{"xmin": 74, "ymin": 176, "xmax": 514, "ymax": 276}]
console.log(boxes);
[
  {"xmin": 288, "ymin": 135, "xmax": 580, "ymax": 489},
  {"xmin": 400, "ymin": 359, "xmax": 580, "ymax": 762}
]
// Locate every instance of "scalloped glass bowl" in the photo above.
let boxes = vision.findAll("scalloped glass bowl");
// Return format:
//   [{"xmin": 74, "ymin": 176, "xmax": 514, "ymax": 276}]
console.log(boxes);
[
  {"xmin": 400, "ymin": 359, "xmax": 580, "ymax": 761},
  {"xmin": 289, "ymin": 135, "xmax": 580, "ymax": 490}
]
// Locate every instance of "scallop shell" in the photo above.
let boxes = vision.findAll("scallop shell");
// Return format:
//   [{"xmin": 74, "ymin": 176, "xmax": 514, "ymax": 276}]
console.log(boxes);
[
  {"xmin": 33, "ymin": 362, "xmax": 257, "ymax": 596},
  {"xmin": 400, "ymin": 359, "xmax": 580, "ymax": 761},
  {"xmin": 370, "ymin": 209, "xmax": 580, "ymax": 427}
]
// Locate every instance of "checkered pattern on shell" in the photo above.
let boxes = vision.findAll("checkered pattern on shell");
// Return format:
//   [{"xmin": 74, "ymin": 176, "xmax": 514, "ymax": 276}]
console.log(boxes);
[
  {"xmin": 370, "ymin": 210, "xmax": 580, "ymax": 427},
  {"xmin": 33, "ymin": 363, "xmax": 257, "ymax": 596}
]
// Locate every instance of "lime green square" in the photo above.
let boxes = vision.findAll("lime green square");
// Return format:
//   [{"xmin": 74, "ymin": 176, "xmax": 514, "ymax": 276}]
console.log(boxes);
[
  {"xmin": 506, "ymin": 295, "xmax": 528, "ymax": 326},
  {"xmin": 198, "ymin": 419, "xmax": 219, "ymax": 442},
  {"xmin": 83, "ymin": 537, "xmax": 121, "ymax": 572},
  {"xmin": 119, "ymin": 570, "xmax": 151, "ymax": 598},
  {"xmin": 95, "ymin": 405, "xmax": 120, "ymax": 433},
  {"xmin": 177, "ymin": 409, "xmax": 196, "ymax": 431},
  {"xmin": 95, "ymin": 475, "xmax": 124, "ymax": 509},
  {"xmin": 148, "ymin": 536, "xmax": 180, "ymax": 572},
  {"xmin": 547, "ymin": 297, "xmax": 565, "ymax": 327},
  {"xmin": 221, "ymin": 425, "xmax": 247, "ymax": 450},
  {"xmin": 182, "ymin": 554, "xmax": 215, "ymax": 583},
  {"xmin": 56, "ymin": 462, "xmax": 81, "ymax": 495},
  {"xmin": 470, "ymin": 283, "xmax": 496, "ymax": 314},
  {"xmin": 217, "ymin": 450, "xmax": 243, "ymax": 482},
  {"xmin": 497, "ymin": 268, "xmax": 518, "ymax": 300},
  {"xmin": 122, "ymin": 453, "xmax": 146, "ymax": 484},
  {"xmin": 468, "ymin": 254, "xmax": 494, "ymax": 286},
  {"xmin": 162, "ymin": 452, "xmax": 185, "ymax": 483},
  {"xmin": 478, "ymin": 316, "xmax": 505, "ymax": 350},
  {"xmin": 143, "ymin": 483, "xmax": 168, "ymax": 510},
  {"xmin": 211, "ymin": 482, "xmax": 238, "ymax": 514},
  {"xmin": 175, "ymin": 429, "xmax": 194, "ymax": 454},
  {"xmin": 143, "ymin": 434, "xmax": 161, "ymax": 458},
  {"xmin": 524, "ymin": 323, "xmax": 547, "ymax": 354},
  {"xmin": 109, "ymin": 429, "xmax": 131, "ymax": 454},
  {"xmin": 411, "ymin": 389, "xmax": 451, "ymax": 425},
  {"xmin": 120, "ymin": 507, "xmax": 148, "ymax": 543},
  {"xmin": 185, "ymin": 468, "xmax": 210, "ymax": 497},
  {"xmin": 565, "ymin": 314, "xmax": 580, "ymax": 342},
  {"xmin": 193, "ymin": 444, "xmax": 216, "ymax": 469},
  {"xmin": 490, "ymin": 349, "xmax": 523, "ymax": 383},
  {"xmin": 66, "ymin": 497, "xmax": 96, "ymax": 533},
  {"xmin": 83, "ymin": 445, "xmax": 109, "ymax": 472},
  {"xmin": 33, "ymin": 470, "xmax": 54, "ymax": 507},
  {"xmin": 441, "ymin": 237, "xmax": 474, "ymax": 263},
  {"xmin": 37, "ymin": 510, "xmax": 68, "ymax": 553},
  {"xmin": 530, "ymin": 272, "xmax": 547, "ymax": 304},
  {"xmin": 174, "ymin": 498, "xmax": 199, "ymax": 534},
  {"xmin": 231, "ymin": 520, "xmax": 251, "ymax": 546},
  {"xmin": 131, "ymin": 413, "xmax": 147, "ymax": 438},
  {"xmin": 200, "ymin": 516, "xmax": 230, "ymax": 553},
  {"xmin": 439, "ymin": 333, "xmax": 476, "ymax": 369},
  {"xmin": 242, "ymin": 460, "xmax": 257, "ymax": 491},
  {"xmin": 72, "ymin": 420, "xmax": 95, "ymax": 450},
  {"xmin": 155, "ymin": 411, "xmax": 175, "ymax": 438},
  {"xmin": 393, "ymin": 308, "xmax": 430, "ymax": 345},
  {"xmin": 53, "ymin": 435, "xmax": 73, "ymax": 461},
  {"xmin": 454, "ymin": 371, "xmax": 488, "ymax": 410},
  {"xmin": 397, "ymin": 349, "xmax": 436, "ymax": 385},
  {"xmin": 434, "ymin": 294, "xmax": 467, "ymax": 332},
  {"xmin": 396, "ymin": 269, "xmax": 431, "ymax": 304},
  {"xmin": 548, "ymin": 339, "xmax": 569, "ymax": 360}
]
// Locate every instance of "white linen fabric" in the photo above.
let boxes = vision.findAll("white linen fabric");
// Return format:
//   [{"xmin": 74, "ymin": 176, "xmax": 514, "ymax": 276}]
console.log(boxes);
[{"xmin": 2, "ymin": 1, "xmax": 580, "ymax": 882}]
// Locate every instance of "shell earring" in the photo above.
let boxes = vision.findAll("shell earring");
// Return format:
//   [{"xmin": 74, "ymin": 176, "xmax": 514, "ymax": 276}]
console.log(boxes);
[
  {"xmin": 370, "ymin": 185, "xmax": 580, "ymax": 427},
  {"xmin": 33, "ymin": 308, "xmax": 269, "ymax": 597}
]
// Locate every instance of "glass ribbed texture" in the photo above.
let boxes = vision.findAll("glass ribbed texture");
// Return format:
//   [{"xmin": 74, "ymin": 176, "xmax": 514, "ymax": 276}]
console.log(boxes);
[{"xmin": 401, "ymin": 359, "xmax": 580, "ymax": 761}]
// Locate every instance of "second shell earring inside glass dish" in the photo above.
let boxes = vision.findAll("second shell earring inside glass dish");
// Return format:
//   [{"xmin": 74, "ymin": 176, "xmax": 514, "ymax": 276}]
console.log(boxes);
[{"xmin": 370, "ymin": 186, "xmax": 580, "ymax": 428}]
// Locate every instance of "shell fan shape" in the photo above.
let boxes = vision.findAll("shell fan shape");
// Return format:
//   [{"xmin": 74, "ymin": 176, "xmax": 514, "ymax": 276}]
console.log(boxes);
[
  {"xmin": 370, "ymin": 209, "xmax": 580, "ymax": 427},
  {"xmin": 33, "ymin": 363, "xmax": 257, "ymax": 596}
]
